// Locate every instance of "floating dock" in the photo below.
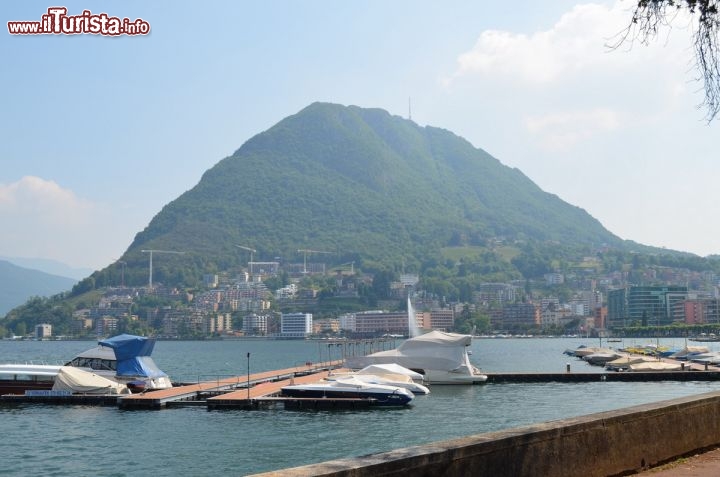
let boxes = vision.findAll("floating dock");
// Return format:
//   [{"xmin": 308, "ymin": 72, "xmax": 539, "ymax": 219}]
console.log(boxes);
[
  {"xmin": 0, "ymin": 360, "xmax": 356, "ymax": 409},
  {"xmin": 485, "ymin": 370, "xmax": 720, "ymax": 383},
  {"xmin": 119, "ymin": 361, "xmax": 343, "ymax": 410},
  {"xmin": 4, "ymin": 356, "xmax": 720, "ymax": 409},
  {"xmin": 0, "ymin": 391, "xmax": 120, "ymax": 406}
]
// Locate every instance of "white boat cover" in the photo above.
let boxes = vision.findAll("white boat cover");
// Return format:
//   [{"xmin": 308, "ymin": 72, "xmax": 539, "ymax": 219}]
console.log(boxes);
[
  {"xmin": 356, "ymin": 364, "xmax": 425, "ymax": 381},
  {"xmin": 669, "ymin": 346, "xmax": 710, "ymax": 359},
  {"xmin": 345, "ymin": 330, "xmax": 476, "ymax": 374},
  {"xmin": 628, "ymin": 361, "xmax": 682, "ymax": 371},
  {"xmin": 348, "ymin": 374, "xmax": 430, "ymax": 395},
  {"xmin": 573, "ymin": 347, "xmax": 615, "ymax": 357},
  {"xmin": 52, "ymin": 366, "xmax": 131, "ymax": 395},
  {"xmin": 605, "ymin": 356, "xmax": 655, "ymax": 367}
]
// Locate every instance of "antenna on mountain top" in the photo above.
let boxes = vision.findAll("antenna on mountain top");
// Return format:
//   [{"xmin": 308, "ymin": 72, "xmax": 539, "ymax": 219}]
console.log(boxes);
[{"xmin": 408, "ymin": 97, "xmax": 412, "ymax": 121}]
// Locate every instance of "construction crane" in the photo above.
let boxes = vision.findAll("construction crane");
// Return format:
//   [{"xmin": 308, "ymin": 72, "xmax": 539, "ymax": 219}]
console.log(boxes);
[
  {"xmin": 236, "ymin": 245, "xmax": 257, "ymax": 274},
  {"xmin": 297, "ymin": 249, "xmax": 333, "ymax": 274},
  {"xmin": 140, "ymin": 249, "xmax": 185, "ymax": 289}
]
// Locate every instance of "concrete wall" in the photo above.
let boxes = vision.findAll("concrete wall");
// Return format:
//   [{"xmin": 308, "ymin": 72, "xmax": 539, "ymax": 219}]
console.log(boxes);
[{"xmin": 250, "ymin": 391, "xmax": 720, "ymax": 477}]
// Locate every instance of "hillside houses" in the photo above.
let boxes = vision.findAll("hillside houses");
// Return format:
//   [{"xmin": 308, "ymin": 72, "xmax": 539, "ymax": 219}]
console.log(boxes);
[{"xmin": 50, "ymin": 256, "xmax": 720, "ymax": 340}]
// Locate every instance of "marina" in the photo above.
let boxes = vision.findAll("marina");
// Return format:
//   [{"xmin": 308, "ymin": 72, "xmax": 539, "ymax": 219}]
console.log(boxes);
[
  {"xmin": 5, "ymin": 360, "xmax": 720, "ymax": 408},
  {"xmin": 3, "ymin": 337, "xmax": 720, "ymax": 476}
]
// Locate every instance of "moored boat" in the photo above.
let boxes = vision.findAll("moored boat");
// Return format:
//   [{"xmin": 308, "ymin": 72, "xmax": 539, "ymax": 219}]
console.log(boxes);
[
  {"xmin": 583, "ymin": 352, "xmax": 624, "ymax": 366},
  {"xmin": 344, "ymin": 331, "xmax": 487, "ymax": 384},
  {"xmin": 1, "ymin": 334, "xmax": 171, "ymax": 395},
  {"xmin": 605, "ymin": 356, "xmax": 656, "ymax": 372},
  {"xmin": 281, "ymin": 376, "xmax": 414, "ymax": 406},
  {"xmin": 0, "ymin": 364, "xmax": 61, "ymax": 395},
  {"xmin": 327, "ymin": 364, "xmax": 430, "ymax": 395},
  {"xmin": 669, "ymin": 346, "xmax": 711, "ymax": 361},
  {"xmin": 65, "ymin": 334, "xmax": 172, "ymax": 390},
  {"xmin": 572, "ymin": 346, "xmax": 616, "ymax": 358},
  {"xmin": 628, "ymin": 361, "xmax": 683, "ymax": 371}
]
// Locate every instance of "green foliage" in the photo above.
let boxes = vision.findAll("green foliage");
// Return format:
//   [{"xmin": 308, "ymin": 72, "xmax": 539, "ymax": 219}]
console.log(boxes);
[
  {"xmin": 512, "ymin": 249, "xmax": 553, "ymax": 278},
  {"xmin": 453, "ymin": 305, "xmax": 490, "ymax": 334},
  {"xmin": 3, "ymin": 295, "xmax": 74, "ymax": 336},
  {"xmin": 85, "ymin": 102, "xmax": 636, "ymax": 290}
]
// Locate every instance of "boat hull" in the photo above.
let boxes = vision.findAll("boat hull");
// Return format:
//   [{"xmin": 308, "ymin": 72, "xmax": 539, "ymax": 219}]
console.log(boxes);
[
  {"xmin": 0, "ymin": 379, "xmax": 54, "ymax": 395},
  {"xmin": 281, "ymin": 386, "xmax": 413, "ymax": 406},
  {"xmin": 422, "ymin": 369, "xmax": 488, "ymax": 385},
  {"xmin": 282, "ymin": 381, "xmax": 415, "ymax": 406},
  {"xmin": 0, "ymin": 364, "xmax": 61, "ymax": 395}
]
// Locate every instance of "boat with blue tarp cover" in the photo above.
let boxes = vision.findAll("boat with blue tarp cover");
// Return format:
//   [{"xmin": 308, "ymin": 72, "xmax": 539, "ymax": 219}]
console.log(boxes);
[{"xmin": 65, "ymin": 334, "xmax": 172, "ymax": 391}]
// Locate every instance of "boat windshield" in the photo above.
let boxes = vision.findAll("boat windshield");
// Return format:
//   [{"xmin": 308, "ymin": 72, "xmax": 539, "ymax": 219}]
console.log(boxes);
[{"xmin": 67, "ymin": 357, "xmax": 117, "ymax": 371}]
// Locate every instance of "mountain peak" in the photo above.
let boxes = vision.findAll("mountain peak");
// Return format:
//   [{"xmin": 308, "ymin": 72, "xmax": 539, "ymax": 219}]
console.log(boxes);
[{"xmin": 113, "ymin": 103, "xmax": 619, "ymax": 287}]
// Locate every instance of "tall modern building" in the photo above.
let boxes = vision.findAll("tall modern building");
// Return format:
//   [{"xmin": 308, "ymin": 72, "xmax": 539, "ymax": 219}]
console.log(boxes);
[
  {"xmin": 280, "ymin": 312, "xmax": 312, "ymax": 337},
  {"xmin": 607, "ymin": 286, "xmax": 688, "ymax": 327}
]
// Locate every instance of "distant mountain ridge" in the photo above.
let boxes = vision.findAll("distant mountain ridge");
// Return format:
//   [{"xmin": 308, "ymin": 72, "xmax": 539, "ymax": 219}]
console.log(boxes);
[
  {"xmin": 95, "ymin": 102, "xmax": 630, "ymax": 286},
  {"xmin": 0, "ymin": 260, "xmax": 77, "ymax": 317},
  {"xmin": 0, "ymin": 256, "xmax": 93, "ymax": 281}
]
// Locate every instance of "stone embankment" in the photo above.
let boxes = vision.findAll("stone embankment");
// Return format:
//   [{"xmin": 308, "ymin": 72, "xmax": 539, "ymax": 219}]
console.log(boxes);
[{"xmin": 251, "ymin": 390, "xmax": 720, "ymax": 477}]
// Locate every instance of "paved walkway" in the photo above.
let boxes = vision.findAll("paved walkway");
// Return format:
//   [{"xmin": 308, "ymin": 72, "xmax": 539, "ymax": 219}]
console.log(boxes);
[{"xmin": 630, "ymin": 447, "xmax": 720, "ymax": 476}]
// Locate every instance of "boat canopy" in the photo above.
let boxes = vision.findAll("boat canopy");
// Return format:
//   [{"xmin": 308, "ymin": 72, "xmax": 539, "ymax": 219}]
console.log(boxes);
[
  {"xmin": 100, "ymin": 334, "xmax": 156, "ymax": 359},
  {"xmin": 99, "ymin": 334, "xmax": 168, "ymax": 378}
]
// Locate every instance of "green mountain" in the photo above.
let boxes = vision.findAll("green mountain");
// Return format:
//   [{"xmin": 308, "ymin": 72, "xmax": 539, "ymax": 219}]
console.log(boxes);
[
  {"xmin": 94, "ymin": 102, "xmax": 629, "ymax": 287},
  {"xmin": 0, "ymin": 260, "xmax": 77, "ymax": 317}
]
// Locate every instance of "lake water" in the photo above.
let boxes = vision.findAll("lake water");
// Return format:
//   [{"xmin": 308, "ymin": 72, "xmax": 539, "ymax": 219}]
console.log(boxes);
[{"xmin": 1, "ymin": 337, "xmax": 718, "ymax": 476}]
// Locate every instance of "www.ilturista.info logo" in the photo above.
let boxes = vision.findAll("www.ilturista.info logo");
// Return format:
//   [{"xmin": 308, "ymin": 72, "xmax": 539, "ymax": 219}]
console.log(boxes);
[{"xmin": 7, "ymin": 7, "xmax": 150, "ymax": 36}]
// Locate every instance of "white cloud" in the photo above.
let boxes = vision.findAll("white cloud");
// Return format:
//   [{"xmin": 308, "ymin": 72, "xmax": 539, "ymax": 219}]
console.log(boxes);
[
  {"xmin": 524, "ymin": 108, "xmax": 620, "ymax": 150},
  {"xmin": 0, "ymin": 176, "xmax": 122, "ymax": 269},
  {"xmin": 446, "ymin": 2, "xmax": 688, "ymax": 86},
  {"xmin": 0, "ymin": 176, "xmax": 94, "ymax": 225},
  {"xmin": 440, "ymin": 2, "xmax": 697, "ymax": 152}
]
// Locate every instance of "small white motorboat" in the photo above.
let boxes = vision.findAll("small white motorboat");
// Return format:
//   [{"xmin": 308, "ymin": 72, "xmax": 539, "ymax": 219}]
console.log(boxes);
[{"xmin": 281, "ymin": 376, "xmax": 414, "ymax": 406}]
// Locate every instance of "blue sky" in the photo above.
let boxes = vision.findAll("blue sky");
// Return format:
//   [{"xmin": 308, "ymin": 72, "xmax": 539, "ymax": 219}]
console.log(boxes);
[{"xmin": 1, "ymin": 1, "xmax": 717, "ymax": 270}]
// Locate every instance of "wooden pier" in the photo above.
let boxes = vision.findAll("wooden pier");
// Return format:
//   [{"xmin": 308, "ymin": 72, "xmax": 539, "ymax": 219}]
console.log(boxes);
[
  {"xmin": 206, "ymin": 371, "xmax": 332, "ymax": 409},
  {"xmin": 118, "ymin": 361, "xmax": 343, "ymax": 410}
]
